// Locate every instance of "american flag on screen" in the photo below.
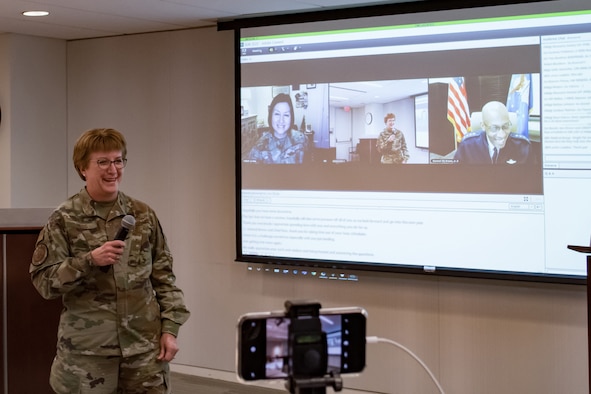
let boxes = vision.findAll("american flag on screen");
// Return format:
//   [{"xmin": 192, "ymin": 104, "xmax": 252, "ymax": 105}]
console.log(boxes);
[{"xmin": 446, "ymin": 76, "xmax": 470, "ymax": 143}]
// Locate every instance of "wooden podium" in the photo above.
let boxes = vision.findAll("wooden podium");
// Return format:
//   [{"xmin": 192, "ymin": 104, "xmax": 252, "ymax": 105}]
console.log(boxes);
[
  {"xmin": 568, "ymin": 244, "xmax": 591, "ymax": 393},
  {"xmin": 0, "ymin": 208, "xmax": 60, "ymax": 394}
]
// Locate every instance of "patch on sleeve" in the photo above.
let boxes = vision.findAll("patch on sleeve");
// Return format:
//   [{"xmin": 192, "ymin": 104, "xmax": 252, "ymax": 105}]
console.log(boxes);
[{"xmin": 31, "ymin": 244, "xmax": 49, "ymax": 266}]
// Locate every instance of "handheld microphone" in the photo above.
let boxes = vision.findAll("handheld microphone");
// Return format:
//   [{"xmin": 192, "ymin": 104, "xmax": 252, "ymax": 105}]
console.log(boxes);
[
  {"xmin": 100, "ymin": 215, "xmax": 136, "ymax": 273},
  {"xmin": 114, "ymin": 214, "xmax": 136, "ymax": 241}
]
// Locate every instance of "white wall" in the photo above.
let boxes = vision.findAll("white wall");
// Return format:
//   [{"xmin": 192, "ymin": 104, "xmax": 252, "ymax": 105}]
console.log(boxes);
[
  {"xmin": 0, "ymin": 20, "xmax": 587, "ymax": 394},
  {"xmin": 0, "ymin": 34, "xmax": 67, "ymax": 208},
  {"xmin": 65, "ymin": 27, "xmax": 588, "ymax": 394},
  {"xmin": 66, "ymin": 27, "xmax": 241, "ymax": 372},
  {"xmin": 0, "ymin": 34, "xmax": 10, "ymax": 207}
]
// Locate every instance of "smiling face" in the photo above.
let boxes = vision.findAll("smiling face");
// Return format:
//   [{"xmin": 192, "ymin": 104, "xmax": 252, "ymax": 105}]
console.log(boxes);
[
  {"xmin": 73, "ymin": 128, "xmax": 128, "ymax": 202},
  {"xmin": 81, "ymin": 150, "xmax": 124, "ymax": 202},
  {"xmin": 271, "ymin": 102, "xmax": 292, "ymax": 138},
  {"xmin": 482, "ymin": 101, "xmax": 512, "ymax": 150},
  {"xmin": 385, "ymin": 117, "xmax": 396, "ymax": 131},
  {"xmin": 384, "ymin": 113, "xmax": 396, "ymax": 132}
]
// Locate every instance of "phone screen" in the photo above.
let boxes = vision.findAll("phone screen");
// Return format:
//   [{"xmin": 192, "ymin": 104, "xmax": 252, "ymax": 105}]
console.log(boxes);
[{"xmin": 237, "ymin": 308, "xmax": 366, "ymax": 381}]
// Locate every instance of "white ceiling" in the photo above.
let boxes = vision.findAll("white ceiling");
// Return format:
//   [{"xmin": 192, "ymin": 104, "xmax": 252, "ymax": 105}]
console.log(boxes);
[
  {"xmin": 0, "ymin": 0, "xmax": 416, "ymax": 108},
  {"xmin": 0, "ymin": 0, "xmax": 401, "ymax": 40}
]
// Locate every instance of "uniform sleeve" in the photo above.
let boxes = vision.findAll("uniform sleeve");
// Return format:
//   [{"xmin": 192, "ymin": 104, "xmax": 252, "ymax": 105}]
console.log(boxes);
[
  {"xmin": 453, "ymin": 144, "xmax": 465, "ymax": 162},
  {"xmin": 249, "ymin": 134, "xmax": 271, "ymax": 163},
  {"xmin": 400, "ymin": 132, "xmax": 410, "ymax": 161},
  {"xmin": 148, "ymin": 213, "xmax": 191, "ymax": 335},
  {"xmin": 29, "ymin": 213, "xmax": 94, "ymax": 300},
  {"xmin": 453, "ymin": 135, "xmax": 471, "ymax": 163}
]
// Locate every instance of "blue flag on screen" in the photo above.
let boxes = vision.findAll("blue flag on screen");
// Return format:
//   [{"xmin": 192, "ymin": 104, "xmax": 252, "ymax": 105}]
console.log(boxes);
[{"xmin": 506, "ymin": 74, "xmax": 532, "ymax": 138}]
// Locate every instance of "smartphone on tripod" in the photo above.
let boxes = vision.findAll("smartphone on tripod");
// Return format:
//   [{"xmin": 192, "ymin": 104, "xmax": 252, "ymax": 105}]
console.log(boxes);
[{"xmin": 237, "ymin": 306, "xmax": 367, "ymax": 381}]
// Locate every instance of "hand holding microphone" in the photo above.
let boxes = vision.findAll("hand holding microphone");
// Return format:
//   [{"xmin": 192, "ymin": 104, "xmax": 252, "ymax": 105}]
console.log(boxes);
[{"xmin": 93, "ymin": 215, "xmax": 135, "ymax": 273}]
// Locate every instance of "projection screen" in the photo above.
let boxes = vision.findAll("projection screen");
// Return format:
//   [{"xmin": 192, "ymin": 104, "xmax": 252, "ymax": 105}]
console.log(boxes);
[{"xmin": 231, "ymin": 0, "xmax": 591, "ymax": 283}]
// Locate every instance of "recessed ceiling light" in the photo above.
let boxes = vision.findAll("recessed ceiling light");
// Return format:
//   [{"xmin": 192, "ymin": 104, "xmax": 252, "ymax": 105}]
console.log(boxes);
[{"xmin": 22, "ymin": 11, "xmax": 50, "ymax": 17}]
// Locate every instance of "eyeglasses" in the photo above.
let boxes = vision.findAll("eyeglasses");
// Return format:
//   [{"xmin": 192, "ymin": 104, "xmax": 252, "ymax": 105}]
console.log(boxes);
[
  {"xmin": 485, "ymin": 123, "xmax": 512, "ymax": 133},
  {"xmin": 95, "ymin": 158, "xmax": 127, "ymax": 169}
]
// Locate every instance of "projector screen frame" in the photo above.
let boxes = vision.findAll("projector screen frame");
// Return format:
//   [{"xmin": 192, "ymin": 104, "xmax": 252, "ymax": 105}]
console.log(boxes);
[{"xmin": 226, "ymin": 0, "xmax": 591, "ymax": 285}]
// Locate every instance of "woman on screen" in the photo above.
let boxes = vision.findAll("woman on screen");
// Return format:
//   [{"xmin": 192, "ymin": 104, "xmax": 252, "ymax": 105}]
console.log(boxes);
[
  {"xmin": 376, "ymin": 112, "xmax": 410, "ymax": 164},
  {"xmin": 249, "ymin": 93, "xmax": 307, "ymax": 164}
]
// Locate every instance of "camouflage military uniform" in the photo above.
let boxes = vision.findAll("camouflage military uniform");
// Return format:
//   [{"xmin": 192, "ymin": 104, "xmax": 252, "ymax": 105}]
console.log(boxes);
[
  {"xmin": 248, "ymin": 130, "xmax": 307, "ymax": 164},
  {"xmin": 376, "ymin": 128, "xmax": 410, "ymax": 164},
  {"xmin": 30, "ymin": 188, "xmax": 190, "ymax": 393}
]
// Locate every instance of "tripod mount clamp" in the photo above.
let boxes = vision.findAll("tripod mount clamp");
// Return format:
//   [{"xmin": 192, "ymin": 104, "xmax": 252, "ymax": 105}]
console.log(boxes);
[{"xmin": 284, "ymin": 300, "xmax": 343, "ymax": 394}]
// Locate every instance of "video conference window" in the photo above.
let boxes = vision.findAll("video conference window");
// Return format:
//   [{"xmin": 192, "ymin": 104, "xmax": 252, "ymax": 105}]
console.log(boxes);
[
  {"xmin": 237, "ymin": 6, "xmax": 591, "ymax": 282},
  {"xmin": 242, "ymin": 74, "xmax": 539, "ymax": 167},
  {"xmin": 241, "ymin": 72, "xmax": 543, "ymax": 194}
]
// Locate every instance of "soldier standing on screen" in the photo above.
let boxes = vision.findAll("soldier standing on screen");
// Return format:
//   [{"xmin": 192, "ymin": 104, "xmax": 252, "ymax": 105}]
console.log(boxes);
[
  {"xmin": 30, "ymin": 128, "xmax": 190, "ymax": 394},
  {"xmin": 376, "ymin": 113, "xmax": 410, "ymax": 164}
]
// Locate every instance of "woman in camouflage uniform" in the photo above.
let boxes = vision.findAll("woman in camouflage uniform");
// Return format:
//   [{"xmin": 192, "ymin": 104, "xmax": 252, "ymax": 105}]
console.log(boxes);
[
  {"xmin": 249, "ymin": 93, "xmax": 307, "ymax": 164},
  {"xmin": 376, "ymin": 112, "xmax": 410, "ymax": 164},
  {"xmin": 30, "ymin": 128, "xmax": 190, "ymax": 394}
]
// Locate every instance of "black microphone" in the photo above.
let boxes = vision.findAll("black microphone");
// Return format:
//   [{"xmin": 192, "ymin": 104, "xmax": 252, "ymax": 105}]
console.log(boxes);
[
  {"xmin": 114, "ymin": 214, "xmax": 136, "ymax": 241},
  {"xmin": 100, "ymin": 215, "xmax": 136, "ymax": 273}
]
